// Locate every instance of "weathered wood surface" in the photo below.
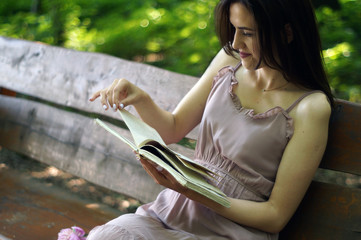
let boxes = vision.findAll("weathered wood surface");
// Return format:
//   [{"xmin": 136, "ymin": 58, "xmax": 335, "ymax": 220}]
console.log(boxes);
[
  {"xmin": 0, "ymin": 36, "xmax": 198, "ymax": 203},
  {"xmin": 0, "ymin": 166, "xmax": 121, "ymax": 240},
  {"xmin": 320, "ymin": 99, "xmax": 361, "ymax": 175},
  {"xmin": 0, "ymin": 95, "xmax": 191, "ymax": 203},
  {"xmin": 0, "ymin": 36, "xmax": 199, "ymax": 139},
  {"xmin": 280, "ymin": 181, "xmax": 361, "ymax": 240}
]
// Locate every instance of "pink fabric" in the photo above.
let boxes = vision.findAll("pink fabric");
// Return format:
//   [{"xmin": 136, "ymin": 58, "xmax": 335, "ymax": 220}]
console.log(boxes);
[{"xmin": 87, "ymin": 63, "xmax": 317, "ymax": 239}]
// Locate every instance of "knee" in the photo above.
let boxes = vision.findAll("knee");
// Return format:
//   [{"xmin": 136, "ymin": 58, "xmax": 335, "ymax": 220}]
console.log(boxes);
[{"xmin": 87, "ymin": 224, "xmax": 137, "ymax": 240}]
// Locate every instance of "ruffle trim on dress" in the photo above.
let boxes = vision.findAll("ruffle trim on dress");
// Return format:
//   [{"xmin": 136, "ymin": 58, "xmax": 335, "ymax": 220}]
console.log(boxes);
[
  {"xmin": 213, "ymin": 65, "xmax": 233, "ymax": 84},
  {"xmin": 229, "ymin": 91, "xmax": 294, "ymax": 140},
  {"xmin": 216, "ymin": 64, "xmax": 295, "ymax": 140}
]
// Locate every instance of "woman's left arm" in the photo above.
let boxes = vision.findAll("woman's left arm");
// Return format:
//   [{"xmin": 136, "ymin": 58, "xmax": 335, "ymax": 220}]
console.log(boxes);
[{"xmin": 210, "ymin": 92, "xmax": 332, "ymax": 233}]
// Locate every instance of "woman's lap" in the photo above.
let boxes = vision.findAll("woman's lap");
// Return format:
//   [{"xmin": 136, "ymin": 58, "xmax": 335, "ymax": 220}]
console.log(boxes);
[{"xmin": 87, "ymin": 213, "xmax": 197, "ymax": 240}]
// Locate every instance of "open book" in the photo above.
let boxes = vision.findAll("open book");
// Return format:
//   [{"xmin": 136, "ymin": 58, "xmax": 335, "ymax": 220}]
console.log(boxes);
[{"xmin": 95, "ymin": 110, "xmax": 230, "ymax": 208}]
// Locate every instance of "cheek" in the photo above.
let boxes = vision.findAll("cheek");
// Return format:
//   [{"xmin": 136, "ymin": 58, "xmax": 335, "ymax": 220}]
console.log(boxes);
[{"xmin": 251, "ymin": 41, "xmax": 260, "ymax": 58}]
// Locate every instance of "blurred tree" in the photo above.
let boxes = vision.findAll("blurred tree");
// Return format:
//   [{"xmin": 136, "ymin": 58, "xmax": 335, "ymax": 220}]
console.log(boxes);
[
  {"xmin": 317, "ymin": 0, "xmax": 361, "ymax": 102},
  {"xmin": 0, "ymin": 0, "xmax": 359, "ymax": 101},
  {"xmin": 313, "ymin": 0, "xmax": 340, "ymax": 9}
]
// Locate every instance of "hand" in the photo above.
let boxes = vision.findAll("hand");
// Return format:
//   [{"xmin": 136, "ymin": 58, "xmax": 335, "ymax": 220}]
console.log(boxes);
[
  {"xmin": 89, "ymin": 78, "xmax": 147, "ymax": 111},
  {"xmin": 139, "ymin": 157, "xmax": 187, "ymax": 194},
  {"xmin": 139, "ymin": 157, "xmax": 224, "ymax": 209}
]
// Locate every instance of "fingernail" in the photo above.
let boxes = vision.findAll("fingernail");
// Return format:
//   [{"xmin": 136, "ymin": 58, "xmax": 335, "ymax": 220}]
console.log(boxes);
[
  {"xmin": 119, "ymin": 103, "xmax": 124, "ymax": 109},
  {"xmin": 103, "ymin": 105, "xmax": 107, "ymax": 110},
  {"xmin": 156, "ymin": 166, "xmax": 163, "ymax": 172},
  {"xmin": 113, "ymin": 104, "xmax": 117, "ymax": 111}
]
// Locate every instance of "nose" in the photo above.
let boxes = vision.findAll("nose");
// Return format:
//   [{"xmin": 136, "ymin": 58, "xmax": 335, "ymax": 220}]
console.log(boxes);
[{"xmin": 232, "ymin": 31, "xmax": 245, "ymax": 51}]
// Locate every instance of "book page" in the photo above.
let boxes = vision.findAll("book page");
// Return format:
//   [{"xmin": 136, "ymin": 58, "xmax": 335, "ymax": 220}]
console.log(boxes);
[
  {"xmin": 95, "ymin": 119, "xmax": 137, "ymax": 151},
  {"xmin": 138, "ymin": 149, "xmax": 187, "ymax": 186},
  {"xmin": 139, "ymin": 146, "xmax": 230, "ymax": 207},
  {"xmin": 150, "ymin": 142, "xmax": 217, "ymax": 179},
  {"xmin": 119, "ymin": 110, "xmax": 166, "ymax": 147},
  {"xmin": 143, "ymin": 145, "xmax": 226, "ymax": 197}
]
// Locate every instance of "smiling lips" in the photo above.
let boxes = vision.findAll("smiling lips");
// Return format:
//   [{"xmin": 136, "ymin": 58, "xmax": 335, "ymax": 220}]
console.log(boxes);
[{"xmin": 239, "ymin": 52, "xmax": 251, "ymax": 58}]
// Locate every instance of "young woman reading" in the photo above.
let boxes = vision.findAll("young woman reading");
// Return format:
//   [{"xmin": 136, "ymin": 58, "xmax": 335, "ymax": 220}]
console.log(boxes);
[{"xmin": 88, "ymin": 0, "xmax": 333, "ymax": 239}]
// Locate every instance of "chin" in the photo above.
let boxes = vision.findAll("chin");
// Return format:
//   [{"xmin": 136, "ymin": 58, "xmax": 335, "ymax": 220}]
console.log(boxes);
[
  {"xmin": 241, "ymin": 60, "xmax": 257, "ymax": 70},
  {"xmin": 242, "ymin": 57, "xmax": 263, "ymax": 70}
]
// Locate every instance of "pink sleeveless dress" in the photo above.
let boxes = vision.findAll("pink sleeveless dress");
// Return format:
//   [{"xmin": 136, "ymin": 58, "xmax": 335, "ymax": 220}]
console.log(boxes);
[{"xmin": 87, "ymin": 63, "xmax": 319, "ymax": 240}]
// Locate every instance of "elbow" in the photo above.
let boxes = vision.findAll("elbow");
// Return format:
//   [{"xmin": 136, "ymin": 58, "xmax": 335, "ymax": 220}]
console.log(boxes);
[
  {"xmin": 266, "ymin": 221, "xmax": 286, "ymax": 234},
  {"xmin": 163, "ymin": 114, "xmax": 190, "ymax": 145},
  {"xmin": 260, "ymin": 208, "xmax": 291, "ymax": 234},
  {"xmin": 267, "ymin": 216, "xmax": 289, "ymax": 234},
  {"xmin": 163, "ymin": 128, "xmax": 184, "ymax": 145},
  {"xmin": 164, "ymin": 138, "xmax": 180, "ymax": 145},
  {"xmin": 163, "ymin": 132, "xmax": 184, "ymax": 145},
  {"xmin": 260, "ymin": 221, "xmax": 286, "ymax": 234}
]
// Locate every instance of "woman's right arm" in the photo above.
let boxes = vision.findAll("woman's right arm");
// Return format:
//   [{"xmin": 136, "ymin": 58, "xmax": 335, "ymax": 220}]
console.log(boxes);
[{"xmin": 89, "ymin": 49, "xmax": 238, "ymax": 144}]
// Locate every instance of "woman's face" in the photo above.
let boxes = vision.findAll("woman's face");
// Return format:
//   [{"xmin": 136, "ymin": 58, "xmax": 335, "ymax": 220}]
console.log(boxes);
[{"xmin": 230, "ymin": 3, "xmax": 261, "ymax": 70}]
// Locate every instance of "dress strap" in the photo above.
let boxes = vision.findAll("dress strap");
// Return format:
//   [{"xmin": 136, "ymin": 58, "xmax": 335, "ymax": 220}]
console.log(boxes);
[
  {"xmin": 233, "ymin": 61, "xmax": 243, "ymax": 71},
  {"xmin": 285, "ymin": 90, "xmax": 323, "ymax": 113}
]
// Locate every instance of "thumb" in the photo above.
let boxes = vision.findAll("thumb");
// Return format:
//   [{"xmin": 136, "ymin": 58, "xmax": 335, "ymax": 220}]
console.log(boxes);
[{"xmin": 119, "ymin": 93, "xmax": 137, "ymax": 109}]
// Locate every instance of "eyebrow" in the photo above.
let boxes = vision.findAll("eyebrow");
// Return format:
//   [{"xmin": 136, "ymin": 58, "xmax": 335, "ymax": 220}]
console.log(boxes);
[
  {"xmin": 229, "ymin": 20, "xmax": 255, "ymax": 31},
  {"xmin": 237, "ymin": 26, "xmax": 254, "ymax": 31}
]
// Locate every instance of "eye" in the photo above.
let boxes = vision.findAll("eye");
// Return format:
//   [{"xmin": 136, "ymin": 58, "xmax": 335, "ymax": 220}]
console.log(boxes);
[{"xmin": 242, "ymin": 31, "xmax": 253, "ymax": 37}]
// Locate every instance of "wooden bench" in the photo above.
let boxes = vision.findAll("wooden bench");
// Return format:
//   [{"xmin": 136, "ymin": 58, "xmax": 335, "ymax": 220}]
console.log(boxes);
[{"xmin": 0, "ymin": 37, "xmax": 360, "ymax": 239}]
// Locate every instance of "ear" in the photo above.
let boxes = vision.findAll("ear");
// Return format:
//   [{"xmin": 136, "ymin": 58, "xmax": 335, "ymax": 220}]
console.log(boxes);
[{"xmin": 285, "ymin": 23, "xmax": 293, "ymax": 43}]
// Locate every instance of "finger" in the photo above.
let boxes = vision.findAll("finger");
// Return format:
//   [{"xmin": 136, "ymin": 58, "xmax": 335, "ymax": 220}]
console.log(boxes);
[
  {"xmin": 113, "ymin": 79, "xmax": 129, "ymax": 110},
  {"xmin": 140, "ymin": 158, "xmax": 161, "ymax": 172},
  {"xmin": 89, "ymin": 91, "xmax": 100, "ymax": 102},
  {"xmin": 140, "ymin": 159, "xmax": 167, "ymax": 182},
  {"xmin": 140, "ymin": 159, "xmax": 161, "ymax": 184},
  {"xmin": 140, "ymin": 159, "xmax": 183, "ymax": 192},
  {"xmin": 118, "ymin": 91, "xmax": 138, "ymax": 109},
  {"xmin": 106, "ymin": 80, "xmax": 119, "ymax": 111},
  {"xmin": 134, "ymin": 153, "xmax": 141, "ymax": 161},
  {"xmin": 156, "ymin": 166, "xmax": 164, "ymax": 172},
  {"xmin": 100, "ymin": 90, "xmax": 109, "ymax": 110}
]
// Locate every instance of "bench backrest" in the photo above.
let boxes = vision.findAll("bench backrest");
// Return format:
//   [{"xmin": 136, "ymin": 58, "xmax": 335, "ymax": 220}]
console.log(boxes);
[
  {"xmin": 0, "ymin": 37, "xmax": 360, "ymax": 239},
  {"xmin": 0, "ymin": 36, "xmax": 197, "ymax": 203},
  {"xmin": 280, "ymin": 99, "xmax": 361, "ymax": 239}
]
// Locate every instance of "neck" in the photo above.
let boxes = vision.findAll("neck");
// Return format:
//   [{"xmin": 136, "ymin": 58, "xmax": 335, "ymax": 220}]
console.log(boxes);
[{"xmin": 255, "ymin": 67, "xmax": 288, "ymax": 91}]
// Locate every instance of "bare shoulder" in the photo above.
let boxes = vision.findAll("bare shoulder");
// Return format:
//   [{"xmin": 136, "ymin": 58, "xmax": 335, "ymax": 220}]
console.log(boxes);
[
  {"xmin": 196, "ymin": 48, "xmax": 240, "ymax": 89},
  {"xmin": 293, "ymin": 92, "xmax": 332, "ymax": 126},
  {"xmin": 208, "ymin": 48, "xmax": 240, "ymax": 71}
]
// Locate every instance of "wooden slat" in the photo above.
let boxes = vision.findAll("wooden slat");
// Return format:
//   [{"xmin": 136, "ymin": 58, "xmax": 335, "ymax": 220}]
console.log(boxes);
[
  {"xmin": 0, "ymin": 36, "xmax": 199, "ymax": 140},
  {"xmin": 0, "ymin": 87, "xmax": 16, "ymax": 97},
  {"xmin": 0, "ymin": 167, "xmax": 120, "ymax": 239},
  {"xmin": 320, "ymin": 99, "xmax": 361, "ymax": 175},
  {"xmin": 0, "ymin": 95, "xmax": 193, "ymax": 203},
  {"xmin": 280, "ymin": 181, "xmax": 361, "ymax": 240}
]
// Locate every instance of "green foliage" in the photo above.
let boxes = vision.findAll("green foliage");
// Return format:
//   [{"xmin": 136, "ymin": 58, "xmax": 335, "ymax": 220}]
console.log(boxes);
[
  {"xmin": 317, "ymin": 0, "xmax": 361, "ymax": 102},
  {"xmin": 90, "ymin": 0, "xmax": 220, "ymax": 76},
  {"xmin": 0, "ymin": 0, "xmax": 360, "ymax": 102}
]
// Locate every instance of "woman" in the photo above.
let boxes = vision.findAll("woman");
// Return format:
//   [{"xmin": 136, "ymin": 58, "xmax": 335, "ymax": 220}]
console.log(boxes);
[{"xmin": 88, "ymin": 0, "xmax": 333, "ymax": 239}]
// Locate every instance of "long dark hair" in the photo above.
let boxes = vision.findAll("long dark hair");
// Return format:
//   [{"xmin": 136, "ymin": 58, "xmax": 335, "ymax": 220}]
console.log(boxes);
[{"xmin": 215, "ymin": 0, "xmax": 334, "ymax": 107}]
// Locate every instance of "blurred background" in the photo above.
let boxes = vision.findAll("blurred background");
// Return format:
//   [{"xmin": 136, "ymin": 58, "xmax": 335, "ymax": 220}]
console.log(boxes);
[{"xmin": 0, "ymin": 0, "xmax": 360, "ymax": 102}]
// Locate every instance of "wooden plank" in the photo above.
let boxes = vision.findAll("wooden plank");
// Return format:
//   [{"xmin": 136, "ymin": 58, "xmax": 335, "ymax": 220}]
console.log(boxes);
[
  {"xmin": 320, "ymin": 99, "xmax": 361, "ymax": 175},
  {"xmin": 0, "ymin": 166, "xmax": 121, "ymax": 240},
  {"xmin": 280, "ymin": 181, "xmax": 361, "ymax": 240},
  {"xmin": 0, "ymin": 36, "xmax": 200, "ymax": 139},
  {"xmin": 0, "ymin": 87, "xmax": 16, "ymax": 97},
  {"xmin": 0, "ymin": 95, "xmax": 187, "ymax": 203}
]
